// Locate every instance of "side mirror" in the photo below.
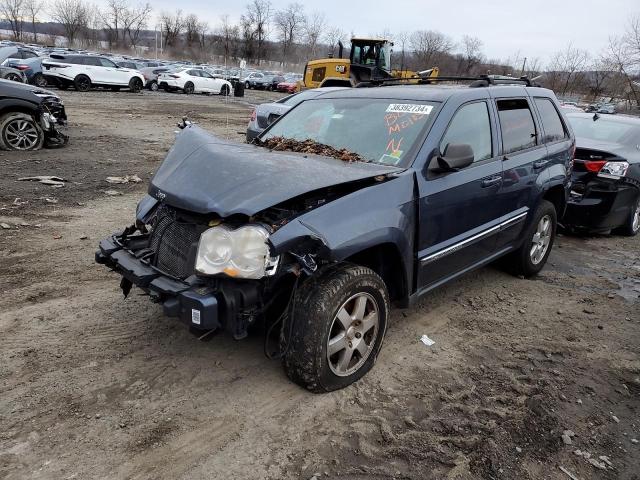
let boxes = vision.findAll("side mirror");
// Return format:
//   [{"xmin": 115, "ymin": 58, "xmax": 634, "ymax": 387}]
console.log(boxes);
[{"xmin": 429, "ymin": 143, "xmax": 474, "ymax": 173}]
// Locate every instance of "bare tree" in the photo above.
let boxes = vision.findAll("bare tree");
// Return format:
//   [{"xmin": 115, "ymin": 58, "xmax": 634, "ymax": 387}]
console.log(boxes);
[
  {"xmin": 274, "ymin": 2, "xmax": 305, "ymax": 64},
  {"xmin": 410, "ymin": 30, "xmax": 454, "ymax": 68},
  {"xmin": 605, "ymin": 35, "xmax": 639, "ymax": 106},
  {"xmin": 303, "ymin": 11, "xmax": 325, "ymax": 59},
  {"xmin": 244, "ymin": 0, "xmax": 271, "ymax": 62},
  {"xmin": 50, "ymin": 0, "xmax": 89, "ymax": 46},
  {"xmin": 323, "ymin": 26, "xmax": 345, "ymax": 57},
  {"xmin": 160, "ymin": 9, "xmax": 184, "ymax": 48},
  {"xmin": 122, "ymin": 2, "xmax": 151, "ymax": 48},
  {"xmin": 0, "ymin": 0, "xmax": 24, "ymax": 40},
  {"xmin": 24, "ymin": 0, "xmax": 43, "ymax": 42},
  {"xmin": 459, "ymin": 35, "xmax": 484, "ymax": 74},
  {"xmin": 102, "ymin": 0, "xmax": 127, "ymax": 48},
  {"xmin": 184, "ymin": 13, "xmax": 199, "ymax": 46},
  {"xmin": 219, "ymin": 14, "xmax": 240, "ymax": 63},
  {"xmin": 548, "ymin": 43, "xmax": 589, "ymax": 96}
]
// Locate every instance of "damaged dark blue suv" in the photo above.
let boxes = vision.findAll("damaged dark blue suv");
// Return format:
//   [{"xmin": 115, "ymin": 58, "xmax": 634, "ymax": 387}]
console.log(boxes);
[{"xmin": 96, "ymin": 78, "xmax": 574, "ymax": 392}]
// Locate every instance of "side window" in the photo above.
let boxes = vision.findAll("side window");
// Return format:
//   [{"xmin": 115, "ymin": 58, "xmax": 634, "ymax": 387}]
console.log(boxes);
[
  {"xmin": 534, "ymin": 97, "xmax": 567, "ymax": 143},
  {"xmin": 22, "ymin": 51, "xmax": 38, "ymax": 58},
  {"xmin": 83, "ymin": 57, "xmax": 100, "ymax": 66},
  {"xmin": 440, "ymin": 101, "xmax": 493, "ymax": 163},
  {"xmin": 98, "ymin": 58, "xmax": 116, "ymax": 67},
  {"xmin": 187, "ymin": 69, "xmax": 199, "ymax": 77},
  {"xmin": 496, "ymin": 99, "xmax": 537, "ymax": 154}
]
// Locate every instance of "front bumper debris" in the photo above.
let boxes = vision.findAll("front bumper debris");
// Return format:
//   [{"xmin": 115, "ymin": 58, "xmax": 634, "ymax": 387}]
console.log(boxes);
[{"xmin": 96, "ymin": 234, "xmax": 220, "ymax": 331}]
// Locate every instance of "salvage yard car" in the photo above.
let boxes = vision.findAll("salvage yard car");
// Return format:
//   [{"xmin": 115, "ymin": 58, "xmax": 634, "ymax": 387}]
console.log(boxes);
[
  {"xmin": 157, "ymin": 68, "xmax": 233, "ymax": 95},
  {"xmin": 42, "ymin": 54, "xmax": 145, "ymax": 92},
  {"xmin": 563, "ymin": 112, "xmax": 640, "ymax": 235},
  {"xmin": 0, "ymin": 78, "xmax": 68, "ymax": 150},
  {"xmin": 96, "ymin": 79, "xmax": 573, "ymax": 392}
]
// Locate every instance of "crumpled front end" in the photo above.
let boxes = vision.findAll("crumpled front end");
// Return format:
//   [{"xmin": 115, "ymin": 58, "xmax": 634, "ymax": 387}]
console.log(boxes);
[{"xmin": 40, "ymin": 95, "xmax": 69, "ymax": 148}]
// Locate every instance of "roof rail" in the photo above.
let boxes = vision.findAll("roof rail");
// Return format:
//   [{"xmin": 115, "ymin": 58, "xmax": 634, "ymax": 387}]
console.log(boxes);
[{"xmin": 356, "ymin": 74, "xmax": 540, "ymax": 88}]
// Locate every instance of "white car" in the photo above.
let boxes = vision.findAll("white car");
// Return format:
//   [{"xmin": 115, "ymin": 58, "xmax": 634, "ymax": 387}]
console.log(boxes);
[
  {"xmin": 42, "ymin": 54, "xmax": 145, "ymax": 92},
  {"xmin": 157, "ymin": 68, "xmax": 233, "ymax": 95}
]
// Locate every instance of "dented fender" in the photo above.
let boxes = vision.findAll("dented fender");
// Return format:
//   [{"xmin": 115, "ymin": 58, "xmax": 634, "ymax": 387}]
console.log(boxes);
[{"xmin": 269, "ymin": 171, "xmax": 417, "ymax": 289}]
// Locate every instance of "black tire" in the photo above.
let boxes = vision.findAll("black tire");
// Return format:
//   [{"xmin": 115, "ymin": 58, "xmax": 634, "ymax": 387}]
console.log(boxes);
[
  {"xmin": 184, "ymin": 82, "xmax": 194, "ymax": 94},
  {"xmin": 32, "ymin": 73, "xmax": 47, "ymax": 87},
  {"xmin": 148, "ymin": 80, "xmax": 159, "ymax": 91},
  {"xmin": 245, "ymin": 81, "xmax": 251, "ymax": 89},
  {"xmin": 4, "ymin": 72, "xmax": 23, "ymax": 83},
  {"xmin": 507, "ymin": 200, "xmax": 557, "ymax": 277},
  {"xmin": 129, "ymin": 77, "xmax": 143, "ymax": 93},
  {"xmin": 220, "ymin": 84, "xmax": 230, "ymax": 96},
  {"xmin": 613, "ymin": 195, "xmax": 640, "ymax": 236},
  {"xmin": 0, "ymin": 113, "xmax": 44, "ymax": 151},
  {"xmin": 74, "ymin": 74, "xmax": 91, "ymax": 92},
  {"xmin": 282, "ymin": 265, "xmax": 390, "ymax": 393}
]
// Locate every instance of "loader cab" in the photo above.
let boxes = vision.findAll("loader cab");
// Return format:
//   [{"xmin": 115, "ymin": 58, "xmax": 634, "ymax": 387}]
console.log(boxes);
[{"xmin": 349, "ymin": 38, "xmax": 394, "ymax": 84}]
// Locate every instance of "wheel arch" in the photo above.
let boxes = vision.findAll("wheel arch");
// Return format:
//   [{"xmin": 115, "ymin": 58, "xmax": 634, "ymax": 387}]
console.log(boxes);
[{"xmin": 542, "ymin": 183, "xmax": 567, "ymax": 218}]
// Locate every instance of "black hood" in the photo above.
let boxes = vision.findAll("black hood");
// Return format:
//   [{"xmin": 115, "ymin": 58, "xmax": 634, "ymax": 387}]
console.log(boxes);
[
  {"xmin": 0, "ymin": 78, "xmax": 58, "ymax": 101},
  {"xmin": 149, "ymin": 125, "xmax": 402, "ymax": 216}
]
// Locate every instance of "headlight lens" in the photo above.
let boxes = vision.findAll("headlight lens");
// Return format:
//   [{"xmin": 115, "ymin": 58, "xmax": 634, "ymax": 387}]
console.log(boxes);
[
  {"xmin": 598, "ymin": 161, "xmax": 629, "ymax": 178},
  {"xmin": 195, "ymin": 225, "xmax": 277, "ymax": 279}
]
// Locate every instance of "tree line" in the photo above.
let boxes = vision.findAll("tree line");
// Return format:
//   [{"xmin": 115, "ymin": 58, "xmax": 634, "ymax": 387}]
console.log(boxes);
[{"xmin": 1, "ymin": 0, "xmax": 638, "ymax": 105}]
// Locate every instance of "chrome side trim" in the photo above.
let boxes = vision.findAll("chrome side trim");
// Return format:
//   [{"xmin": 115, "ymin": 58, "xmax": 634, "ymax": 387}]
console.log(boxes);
[{"xmin": 420, "ymin": 211, "xmax": 528, "ymax": 265}]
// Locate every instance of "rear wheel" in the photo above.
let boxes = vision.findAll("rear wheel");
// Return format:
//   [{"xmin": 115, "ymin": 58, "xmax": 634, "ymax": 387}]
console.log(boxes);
[
  {"xmin": 5, "ymin": 72, "xmax": 23, "ymax": 82},
  {"xmin": 507, "ymin": 200, "xmax": 557, "ymax": 277},
  {"xmin": 148, "ymin": 80, "xmax": 159, "ymax": 91},
  {"xmin": 32, "ymin": 73, "xmax": 47, "ymax": 87},
  {"xmin": 220, "ymin": 84, "xmax": 230, "ymax": 96},
  {"xmin": 129, "ymin": 77, "xmax": 143, "ymax": 93},
  {"xmin": 614, "ymin": 196, "xmax": 640, "ymax": 236},
  {"xmin": 74, "ymin": 74, "xmax": 91, "ymax": 92},
  {"xmin": 184, "ymin": 82, "xmax": 194, "ymax": 94},
  {"xmin": 282, "ymin": 265, "xmax": 389, "ymax": 393},
  {"xmin": 0, "ymin": 113, "xmax": 44, "ymax": 151}
]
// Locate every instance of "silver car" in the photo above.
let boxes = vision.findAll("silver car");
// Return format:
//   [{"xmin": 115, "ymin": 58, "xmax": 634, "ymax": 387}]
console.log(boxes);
[{"xmin": 246, "ymin": 87, "xmax": 347, "ymax": 143}]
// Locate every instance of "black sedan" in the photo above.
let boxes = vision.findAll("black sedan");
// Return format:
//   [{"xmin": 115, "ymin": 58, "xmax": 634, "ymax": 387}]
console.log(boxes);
[{"xmin": 564, "ymin": 112, "xmax": 640, "ymax": 235}]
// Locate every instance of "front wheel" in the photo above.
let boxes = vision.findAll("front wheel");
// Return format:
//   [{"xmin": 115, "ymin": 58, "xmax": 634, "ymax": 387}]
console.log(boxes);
[
  {"xmin": 148, "ymin": 80, "xmax": 158, "ymax": 91},
  {"xmin": 283, "ymin": 265, "xmax": 389, "ymax": 393},
  {"xmin": 184, "ymin": 82, "xmax": 194, "ymax": 94},
  {"xmin": 220, "ymin": 84, "xmax": 230, "ymax": 96},
  {"xmin": 0, "ymin": 113, "xmax": 44, "ymax": 151},
  {"xmin": 129, "ymin": 77, "xmax": 143, "ymax": 93},
  {"xmin": 507, "ymin": 200, "xmax": 557, "ymax": 277}
]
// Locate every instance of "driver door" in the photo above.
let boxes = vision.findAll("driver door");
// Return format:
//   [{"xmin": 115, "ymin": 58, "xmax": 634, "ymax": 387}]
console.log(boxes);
[
  {"xmin": 417, "ymin": 100, "xmax": 504, "ymax": 291},
  {"xmin": 98, "ymin": 58, "xmax": 123, "ymax": 84}
]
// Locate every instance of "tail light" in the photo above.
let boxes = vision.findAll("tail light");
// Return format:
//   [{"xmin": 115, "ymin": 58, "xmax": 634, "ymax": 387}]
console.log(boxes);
[
  {"xmin": 13, "ymin": 64, "xmax": 29, "ymax": 71},
  {"xmin": 584, "ymin": 160, "xmax": 607, "ymax": 172},
  {"xmin": 143, "ymin": 73, "xmax": 149, "ymax": 80},
  {"xmin": 599, "ymin": 161, "xmax": 629, "ymax": 178},
  {"xmin": 250, "ymin": 109, "xmax": 257, "ymax": 122}
]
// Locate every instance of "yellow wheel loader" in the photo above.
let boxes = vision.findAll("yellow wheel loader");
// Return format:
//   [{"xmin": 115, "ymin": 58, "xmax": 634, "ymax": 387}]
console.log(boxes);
[{"xmin": 300, "ymin": 38, "xmax": 439, "ymax": 90}]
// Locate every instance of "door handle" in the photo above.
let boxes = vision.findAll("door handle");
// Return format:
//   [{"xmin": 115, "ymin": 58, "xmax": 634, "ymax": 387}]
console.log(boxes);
[
  {"xmin": 481, "ymin": 175, "xmax": 502, "ymax": 187},
  {"xmin": 533, "ymin": 160, "xmax": 548, "ymax": 170}
]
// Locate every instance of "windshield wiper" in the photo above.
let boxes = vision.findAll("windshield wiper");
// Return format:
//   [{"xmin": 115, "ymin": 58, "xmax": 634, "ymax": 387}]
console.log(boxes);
[{"xmin": 257, "ymin": 136, "xmax": 366, "ymax": 163}]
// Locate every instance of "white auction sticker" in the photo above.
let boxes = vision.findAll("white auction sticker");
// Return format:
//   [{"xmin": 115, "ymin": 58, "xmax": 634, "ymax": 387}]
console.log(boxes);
[
  {"xmin": 386, "ymin": 104, "xmax": 433, "ymax": 115},
  {"xmin": 191, "ymin": 309, "xmax": 201, "ymax": 325}
]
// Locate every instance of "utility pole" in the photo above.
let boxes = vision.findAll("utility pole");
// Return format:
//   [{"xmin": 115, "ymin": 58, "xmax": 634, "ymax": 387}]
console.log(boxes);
[{"xmin": 521, "ymin": 57, "xmax": 527, "ymax": 76}]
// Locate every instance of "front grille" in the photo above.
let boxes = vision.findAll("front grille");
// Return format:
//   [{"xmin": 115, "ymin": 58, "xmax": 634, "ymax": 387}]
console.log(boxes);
[{"xmin": 149, "ymin": 206, "xmax": 205, "ymax": 279}]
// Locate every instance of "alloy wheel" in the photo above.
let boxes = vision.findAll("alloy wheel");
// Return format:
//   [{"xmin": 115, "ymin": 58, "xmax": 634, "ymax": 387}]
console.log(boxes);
[
  {"xmin": 327, "ymin": 292, "xmax": 380, "ymax": 377},
  {"xmin": 6, "ymin": 73, "xmax": 22, "ymax": 82},
  {"xmin": 4, "ymin": 118, "xmax": 40, "ymax": 150},
  {"xmin": 632, "ymin": 200, "xmax": 640, "ymax": 233},
  {"xmin": 530, "ymin": 214, "xmax": 552, "ymax": 264}
]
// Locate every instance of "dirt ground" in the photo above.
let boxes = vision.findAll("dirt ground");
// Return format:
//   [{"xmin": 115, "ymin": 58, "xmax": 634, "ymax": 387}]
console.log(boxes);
[{"xmin": 0, "ymin": 88, "xmax": 639, "ymax": 480}]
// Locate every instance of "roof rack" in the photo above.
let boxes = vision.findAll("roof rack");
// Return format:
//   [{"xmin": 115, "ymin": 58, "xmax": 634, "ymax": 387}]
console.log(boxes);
[{"xmin": 357, "ymin": 74, "xmax": 540, "ymax": 88}]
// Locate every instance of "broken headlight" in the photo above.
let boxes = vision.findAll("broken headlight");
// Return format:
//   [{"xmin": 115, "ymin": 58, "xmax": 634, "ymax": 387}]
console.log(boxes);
[{"xmin": 195, "ymin": 225, "xmax": 278, "ymax": 279}]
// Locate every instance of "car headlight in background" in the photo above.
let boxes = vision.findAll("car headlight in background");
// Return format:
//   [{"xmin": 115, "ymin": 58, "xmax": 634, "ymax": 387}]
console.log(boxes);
[
  {"xmin": 195, "ymin": 225, "xmax": 278, "ymax": 279},
  {"xmin": 598, "ymin": 161, "xmax": 629, "ymax": 179}
]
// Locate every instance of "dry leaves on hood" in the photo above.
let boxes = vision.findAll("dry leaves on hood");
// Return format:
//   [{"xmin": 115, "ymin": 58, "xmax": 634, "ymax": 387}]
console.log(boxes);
[{"xmin": 259, "ymin": 136, "xmax": 365, "ymax": 163}]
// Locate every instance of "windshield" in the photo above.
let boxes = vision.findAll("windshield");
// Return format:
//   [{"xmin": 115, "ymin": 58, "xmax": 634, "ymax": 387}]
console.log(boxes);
[
  {"xmin": 568, "ymin": 116, "xmax": 640, "ymax": 147},
  {"xmin": 261, "ymin": 98, "xmax": 438, "ymax": 166}
]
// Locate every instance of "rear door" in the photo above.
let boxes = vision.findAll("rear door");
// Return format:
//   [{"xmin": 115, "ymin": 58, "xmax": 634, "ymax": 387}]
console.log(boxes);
[
  {"xmin": 417, "ymin": 97, "xmax": 504, "ymax": 291},
  {"xmin": 186, "ymin": 69, "xmax": 203, "ymax": 91},
  {"xmin": 491, "ymin": 93, "xmax": 548, "ymax": 248}
]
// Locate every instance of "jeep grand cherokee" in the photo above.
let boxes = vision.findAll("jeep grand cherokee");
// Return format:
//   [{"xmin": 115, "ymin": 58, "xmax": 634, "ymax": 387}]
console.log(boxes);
[{"xmin": 96, "ymin": 80, "xmax": 574, "ymax": 392}]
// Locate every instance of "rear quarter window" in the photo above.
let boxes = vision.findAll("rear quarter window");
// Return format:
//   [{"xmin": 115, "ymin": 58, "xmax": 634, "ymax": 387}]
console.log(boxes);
[{"xmin": 534, "ymin": 98, "xmax": 568, "ymax": 143}]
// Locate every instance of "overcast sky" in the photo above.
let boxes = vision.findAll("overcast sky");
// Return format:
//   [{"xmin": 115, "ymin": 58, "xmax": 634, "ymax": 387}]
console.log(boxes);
[{"xmin": 91, "ymin": 0, "xmax": 636, "ymax": 64}]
